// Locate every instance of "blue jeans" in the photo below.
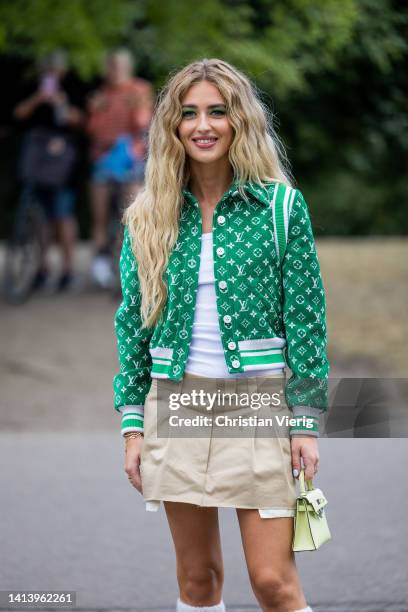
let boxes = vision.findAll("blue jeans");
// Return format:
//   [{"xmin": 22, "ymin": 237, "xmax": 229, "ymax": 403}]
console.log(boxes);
[{"xmin": 22, "ymin": 184, "xmax": 76, "ymax": 221}]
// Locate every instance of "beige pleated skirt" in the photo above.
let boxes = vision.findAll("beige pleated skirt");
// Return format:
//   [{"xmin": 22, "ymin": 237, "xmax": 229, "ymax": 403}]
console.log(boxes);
[{"xmin": 140, "ymin": 371, "xmax": 297, "ymax": 519}]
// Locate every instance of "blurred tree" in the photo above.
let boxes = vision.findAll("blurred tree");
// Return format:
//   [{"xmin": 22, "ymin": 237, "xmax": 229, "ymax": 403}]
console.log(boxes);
[
  {"xmin": 0, "ymin": 0, "xmax": 359, "ymax": 90},
  {"xmin": 280, "ymin": 0, "xmax": 408, "ymax": 234},
  {"xmin": 130, "ymin": 0, "xmax": 358, "ymax": 98},
  {"xmin": 0, "ymin": 0, "xmax": 406, "ymax": 235},
  {"xmin": 130, "ymin": 0, "xmax": 407, "ymax": 234},
  {"xmin": 0, "ymin": 0, "xmax": 138, "ymax": 78}
]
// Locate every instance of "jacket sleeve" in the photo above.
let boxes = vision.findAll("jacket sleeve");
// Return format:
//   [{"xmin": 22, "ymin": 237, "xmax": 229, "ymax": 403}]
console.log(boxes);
[
  {"xmin": 281, "ymin": 188, "xmax": 330, "ymax": 437},
  {"xmin": 113, "ymin": 225, "xmax": 154, "ymax": 437}
]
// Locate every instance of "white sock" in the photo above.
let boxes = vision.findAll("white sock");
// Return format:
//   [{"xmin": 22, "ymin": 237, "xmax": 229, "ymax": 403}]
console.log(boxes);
[{"xmin": 176, "ymin": 596, "xmax": 226, "ymax": 611}]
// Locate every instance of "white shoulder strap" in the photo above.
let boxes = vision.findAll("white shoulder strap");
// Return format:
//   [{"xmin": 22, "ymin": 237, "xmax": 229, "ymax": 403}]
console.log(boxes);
[{"xmin": 270, "ymin": 183, "xmax": 297, "ymax": 265}]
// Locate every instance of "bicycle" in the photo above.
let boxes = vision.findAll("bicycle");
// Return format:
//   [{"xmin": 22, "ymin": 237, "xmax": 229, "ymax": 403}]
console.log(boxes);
[{"xmin": 2, "ymin": 185, "xmax": 50, "ymax": 304}]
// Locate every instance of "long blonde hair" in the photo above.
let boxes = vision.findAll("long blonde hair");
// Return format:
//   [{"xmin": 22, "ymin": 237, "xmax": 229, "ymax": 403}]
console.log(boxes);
[{"xmin": 123, "ymin": 58, "xmax": 293, "ymax": 329}]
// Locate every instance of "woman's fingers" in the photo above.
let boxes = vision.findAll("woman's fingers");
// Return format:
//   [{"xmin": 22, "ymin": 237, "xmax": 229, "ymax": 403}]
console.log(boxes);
[
  {"xmin": 128, "ymin": 470, "xmax": 143, "ymax": 494},
  {"xmin": 124, "ymin": 441, "xmax": 143, "ymax": 494},
  {"xmin": 291, "ymin": 441, "xmax": 302, "ymax": 479},
  {"xmin": 302, "ymin": 456, "xmax": 316, "ymax": 482},
  {"xmin": 125, "ymin": 463, "xmax": 143, "ymax": 493}
]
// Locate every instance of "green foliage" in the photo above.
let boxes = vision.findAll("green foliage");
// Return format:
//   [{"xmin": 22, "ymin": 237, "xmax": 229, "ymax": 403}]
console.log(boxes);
[
  {"xmin": 0, "ymin": 0, "xmax": 359, "ymax": 91},
  {"xmin": 281, "ymin": 0, "xmax": 408, "ymax": 234},
  {"xmin": 0, "ymin": 0, "xmax": 406, "ymax": 234},
  {"xmin": 131, "ymin": 0, "xmax": 358, "ymax": 97},
  {"xmin": 0, "ymin": 0, "xmax": 137, "ymax": 78}
]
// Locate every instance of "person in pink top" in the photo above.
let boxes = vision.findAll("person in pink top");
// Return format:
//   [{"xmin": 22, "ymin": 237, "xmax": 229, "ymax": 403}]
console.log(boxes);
[{"xmin": 87, "ymin": 48, "xmax": 154, "ymax": 288}]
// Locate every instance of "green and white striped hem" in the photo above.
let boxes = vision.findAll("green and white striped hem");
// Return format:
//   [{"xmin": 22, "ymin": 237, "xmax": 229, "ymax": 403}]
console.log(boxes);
[
  {"xmin": 151, "ymin": 358, "xmax": 172, "ymax": 376},
  {"xmin": 238, "ymin": 337, "xmax": 287, "ymax": 371},
  {"xmin": 241, "ymin": 347, "xmax": 286, "ymax": 370},
  {"xmin": 150, "ymin": 347, "xmax": 173, "ymax": 378}
]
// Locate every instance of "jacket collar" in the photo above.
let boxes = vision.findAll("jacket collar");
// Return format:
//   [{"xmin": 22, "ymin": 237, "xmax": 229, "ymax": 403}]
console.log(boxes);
[{"xmin": 182, "ymin": 176, "xmax": 272, "ymax": 208}]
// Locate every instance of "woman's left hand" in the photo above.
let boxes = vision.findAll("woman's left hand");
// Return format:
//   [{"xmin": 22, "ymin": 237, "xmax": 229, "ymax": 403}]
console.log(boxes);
[{"xmin": 290, "ymin": 436, "xmax": 320, "ymax": 481}]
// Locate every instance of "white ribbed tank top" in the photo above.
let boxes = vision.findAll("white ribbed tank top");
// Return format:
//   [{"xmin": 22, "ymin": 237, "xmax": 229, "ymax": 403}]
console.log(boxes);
[{"xmin": 184, "ymin": 232, "xmax": 285, "ymax": 378}]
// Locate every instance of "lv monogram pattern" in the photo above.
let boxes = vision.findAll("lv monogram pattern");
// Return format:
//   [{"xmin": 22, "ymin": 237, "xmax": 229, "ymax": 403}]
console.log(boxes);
[{"xmin": 113, "ymin": 178, "xmax": 329, "ymax": 436}]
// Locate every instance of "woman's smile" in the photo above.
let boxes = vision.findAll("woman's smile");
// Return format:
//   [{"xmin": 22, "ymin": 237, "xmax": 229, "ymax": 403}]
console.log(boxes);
[{"xmin": 192, "ymin": 136, "xmax": 219, "ymax": 149}]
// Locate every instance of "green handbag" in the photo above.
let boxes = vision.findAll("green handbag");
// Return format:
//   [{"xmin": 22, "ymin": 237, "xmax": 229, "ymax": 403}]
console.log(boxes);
[{"xmin": 292, "ymin": 469, "xmax": 332, "ymax": 552}]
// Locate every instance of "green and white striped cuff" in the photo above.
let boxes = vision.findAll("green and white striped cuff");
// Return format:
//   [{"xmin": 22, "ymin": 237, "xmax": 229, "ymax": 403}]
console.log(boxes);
[
  {"xmin": 120, "ymin": 405, "xmax": 144, "ymax": 437},
  {"xmin": 289, "ymin": 406, "xmax": 322, "ymax": 437}
]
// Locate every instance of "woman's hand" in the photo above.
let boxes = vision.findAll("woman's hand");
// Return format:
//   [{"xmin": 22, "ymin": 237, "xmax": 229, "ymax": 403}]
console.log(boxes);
[
  {"xmin": 124, "ymin": 437, "xmax": 144, "ymax": 494},
  {"xmin": 290, "ymin": 436, "xmax": 320, "ymax": 481}
]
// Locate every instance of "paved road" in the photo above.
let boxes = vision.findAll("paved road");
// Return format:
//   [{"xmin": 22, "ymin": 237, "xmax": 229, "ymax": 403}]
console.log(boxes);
[{"xmin": 1, "ymin": 434, "xmax": 407, "ymax": 612}]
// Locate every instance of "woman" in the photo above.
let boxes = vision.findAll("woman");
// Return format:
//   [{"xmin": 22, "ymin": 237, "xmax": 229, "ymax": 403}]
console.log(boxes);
[{"xmin": 113, "ymin": 58, "xmax": 329, "ymax": 612}]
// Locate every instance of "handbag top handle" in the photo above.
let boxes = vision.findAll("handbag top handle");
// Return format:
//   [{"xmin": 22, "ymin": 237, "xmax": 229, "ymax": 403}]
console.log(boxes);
[{"xmin": 299, "ymin": 469, "xmax": 314, "ymax": 496}]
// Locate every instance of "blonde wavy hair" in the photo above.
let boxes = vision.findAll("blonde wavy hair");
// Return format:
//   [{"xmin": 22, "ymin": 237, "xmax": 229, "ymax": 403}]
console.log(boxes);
[{"xmin": 122, "ymin": 58, "xmax": 293, "ymax": 329}]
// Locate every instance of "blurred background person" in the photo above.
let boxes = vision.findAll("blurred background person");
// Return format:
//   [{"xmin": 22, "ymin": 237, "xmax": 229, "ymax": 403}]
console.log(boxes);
[
  {"xmin": 86, "ymin": 48, "xmax": 154, "ymax": 289},
  {"xmin": 13, "ymin": 49, "xmax": 84, "ymax": 292}
]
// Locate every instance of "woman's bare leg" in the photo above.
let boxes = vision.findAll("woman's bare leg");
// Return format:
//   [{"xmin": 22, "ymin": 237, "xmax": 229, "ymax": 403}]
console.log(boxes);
[
  {"xmin": 55, "ymin": 216, "xmax": 78, "ymax": 273},
  {"xmin": 164, "ymin": 501, "xmax": 224, "ymax": 607},
  {"xmin": 236, "ymin": 509, "xmax": 307, "ymax": 612},
  {"xmin": 90, "ymin": 182, "xmax": 112, "ymax": 251}
]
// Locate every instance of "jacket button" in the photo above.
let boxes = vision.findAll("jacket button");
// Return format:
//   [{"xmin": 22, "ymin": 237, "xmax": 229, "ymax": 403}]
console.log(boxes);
[
  {"xmin": 216, "ymin": 246, "xmax": 225, "ymax": 257},
  {"xmin": 231, "ymin": 359, "xmax": 240, "ymax": 368},
  {"xmin": 219, "ymin": 280, "xmax": 227, "ymax": 290},
  {"xmin": 223, "ymin": 314, "xmax": 232, "ymax": 324},
  {"xmin": 228, "ymin": 341, "xmax": 236, "ymax": 350},
  {"xmin": 217, "ymin": 215, "xmax": 226, "ymax": 225}
]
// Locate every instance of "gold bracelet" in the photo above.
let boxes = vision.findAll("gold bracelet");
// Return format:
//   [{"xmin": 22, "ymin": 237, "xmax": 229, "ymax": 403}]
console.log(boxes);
[{"xmin": 124, "ymin": 431, "xmax": 144, "ymax": 441}]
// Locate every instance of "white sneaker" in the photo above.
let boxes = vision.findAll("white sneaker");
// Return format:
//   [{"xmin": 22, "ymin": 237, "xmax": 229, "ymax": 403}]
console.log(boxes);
[{"xmin": 91, "ymin": 254, "xmax": 115, "ymax": 289}]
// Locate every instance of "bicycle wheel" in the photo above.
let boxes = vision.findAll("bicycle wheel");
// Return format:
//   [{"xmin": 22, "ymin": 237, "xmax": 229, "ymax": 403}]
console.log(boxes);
[{"xmin": 2, "ymin": 190, "xmax": 47, "ymax": 304}]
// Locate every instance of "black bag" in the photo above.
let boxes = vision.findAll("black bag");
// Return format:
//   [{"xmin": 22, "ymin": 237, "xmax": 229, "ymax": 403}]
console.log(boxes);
[{"xmin": 18, "ymin": 127, "xmax": 77, "ymax": 188}]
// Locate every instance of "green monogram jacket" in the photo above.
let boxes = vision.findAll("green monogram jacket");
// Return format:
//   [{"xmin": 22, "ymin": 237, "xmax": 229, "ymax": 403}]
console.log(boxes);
[{"xmin": 113, "ymin": 178, "xmax": 330, "ymax": 437}]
